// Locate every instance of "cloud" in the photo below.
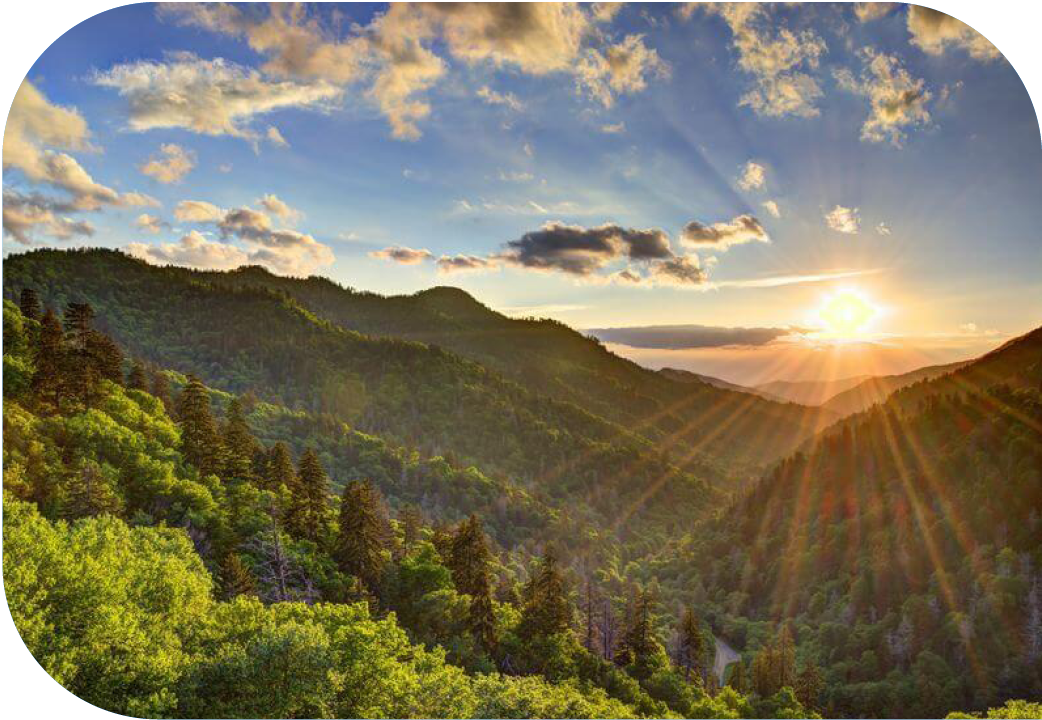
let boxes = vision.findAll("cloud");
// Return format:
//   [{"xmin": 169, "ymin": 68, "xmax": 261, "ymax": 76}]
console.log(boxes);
[
  {"xmin": 135, "ymin": 213, "xmax": 167, "ymax": 234},
  {"xmin": 258, "ymin": 194, "xmax": 302, "ymax": 222},
  {"xmin": 714, "ymin": 268, "xmax": 882, "ymax": 289},
  {"xmin": 576, "ymin": 34, "xmax": 669, "ymax": 107},
  {"xmin": 477, "ymin": 85, "xmax": 523, "ymax": 111},
  {"xmin": 737, "ymin": 160, "xmax": 766, "ymax": 191},
  {"xmin": 93, "ymin": 53, "xmax": 340, "ymax": 142},
  {"xmin": 876, "ymin": 222, "xmax": 891, "ymax": 236},
  {"xmin": 689, "ymin": 4, "xmax": 827, "ymax": 118},
  {"xmin": 140, "ymin": 143, "xmax": 195, "ymax": 183},
  {"xmin": 500, "ymin": 221, "xmax": 676, "ymax": 276},
  {"xmin": 451, "ymin": 198, "xmax": 587, "ymax": 216},
  {"xmin": 498, "ymin": 170, "xmax": 535, "ymax": 183},
  {"xmin": 587, "ymin": 324, "xmax": 805, "ymax": 350},
  {"xmin": 835, "ymin": 49, "xmax": 932, "ymax": 146},
  {"xmin": 649, "ymin": 254, "xmax": 707, "ymax": 286},
  {"xmin": 600, "ymin": 121, "xmax": 626, "ymax": 133},
  {"xmin": 2, "ymin": 190, "xmax": 95, "ymax": 245},
  {"xmin": 370, "ymin": 246, "xmax": 434, "ymax": 265},
  {"xmin": 679, "ymin": 214, "xmax": 770, "ymax": 250},
  {"xmin": 825, "ymin": 205, "xmax": 860, "ymax": 234},
  {"xmin": 266, "ymin": 125, "xmax": 290, "ymax": 147},
  {"xmin": 853, "ymin": 3, "xmax": 898, "ymax": 22},
  {"xmin": 906, "ymin": 6, "xmax": 1000, "ymax": 61},
  {"xmin": 127, "ymin": 230, "xmax": 250, "ymax": 271},
  {"xmin": 166, "ymin": 198, "xmax": 333, "ymax": 275},
  {"xmin": 761, "ymin": 200, "xmax": 781, "ymax": 218},
  {"xmin": 437, "ymin": 254, "xmax": 500, "ymax": 273}
]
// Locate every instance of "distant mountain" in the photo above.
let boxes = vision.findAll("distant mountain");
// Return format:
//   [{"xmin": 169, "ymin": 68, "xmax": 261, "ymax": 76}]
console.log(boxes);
[
  {"xmin": 658, "ymin": 367, "xmax": 788, "ymax": 402},
  {"xmin": 821, "ymin": 359, "xmax": 972, "ymax": 416},
  {"xmin": 754, "ymin": 375, "xmax": 871, "ymax": 406}
]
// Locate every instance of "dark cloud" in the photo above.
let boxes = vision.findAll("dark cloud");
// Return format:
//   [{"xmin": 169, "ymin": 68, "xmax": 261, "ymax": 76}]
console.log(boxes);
[
  {"xmin": 437, "ymin": 254, "xmax": 499, "ymax": 273},
  {"xmin": 679, "ymin": 214, "xmax": 769, "ymax": 250},
  {"xmin": 586, "ymin": 324, "xmax": 809, "ymax": 349},
  {"xmin": 2, "ymin": 190, "xmax": 95, "ymax": 245},
  {"xmin": 649, "ymin": 255, "xmax": 707, "ymax": 286},
  {"xmin": 500, "ymin": 221, "xmax": 673, "ymax": 275}
]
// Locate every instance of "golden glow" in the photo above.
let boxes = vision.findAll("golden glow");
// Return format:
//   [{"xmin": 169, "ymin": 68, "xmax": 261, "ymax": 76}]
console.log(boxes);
[{"xmin": 816, "ymin": 288, "xmax": 878, "ymax": 338}]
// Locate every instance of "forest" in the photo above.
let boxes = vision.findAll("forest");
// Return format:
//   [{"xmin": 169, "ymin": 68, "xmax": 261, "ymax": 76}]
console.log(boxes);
[{"xmin": 3, "ymin": 248, "xmax": 1041, "ymax": 719}]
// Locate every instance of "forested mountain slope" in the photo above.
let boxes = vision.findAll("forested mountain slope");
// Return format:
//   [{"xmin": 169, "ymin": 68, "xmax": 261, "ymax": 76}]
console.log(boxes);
[
  {"xmin": 822, "ymin": 360, "xmax": 973, "ymax": 417},
  {"xmin": 167, "ymin": 258, "xmax": 831, "ymax": 467},
  {"xmin": 674, "ymin": 325, "xmax": 1042, "ymax": 717}
]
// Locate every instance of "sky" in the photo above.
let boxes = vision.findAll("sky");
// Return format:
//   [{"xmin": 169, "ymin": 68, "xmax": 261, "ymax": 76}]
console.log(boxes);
[{"xmin": 3, "ymin": 2, "xmax": 1041, "ymax": 385}]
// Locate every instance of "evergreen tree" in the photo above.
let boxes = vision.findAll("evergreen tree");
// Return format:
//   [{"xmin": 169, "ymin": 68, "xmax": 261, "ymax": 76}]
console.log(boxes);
[
  {"xmin": 63, "ymin": 461, "xmax": 121, "ymax": 519},
  {"xmin": 64, "ymin": 302, "xmax": 99, "ymax": 406},
  {"xmin": 127, "ymin": 359, "xmax": 148, "ymax": 392},
  {"xmin": 677, "ymin": 607, "xmax": 706, "ymax": 682},
  {"xmin": 222, "ymin": 397, "xmax": 258, "ymax": 481},
  {"xmin": 519, "ymin": 545, "xmax": 572, "ymax": 641},
  {"xmin": 399, "ymin": 505, "xmax": 423, "ymax": 553},
  {"xmin": 177, "ymin": 374, "xmax": 222, "ymax": 477},
  {"xmin": 728, "ymin": 660, "xmax": 748, "ymax": 694},
  {"xmin": 219, "ymin": 553, "xmax": 256, "ymax": 600},
  {"xmin": 19, "ymin": 288, "xmax": 40, "ymax": 321},
  {"xmin": 617, "ymin": 585, "xmax": 657, "ymax": 668},
  {"xmin": 263, "ymin": 442, "xmax": 297, "ymax": 493},
  {"xmin": 795, "ymin": 659, "xmax": 823, "ymax": 712},
  {"xmin": 335, "ymin": 480, "xmax": 386, "ymax": 592},
  {"xmin": 150, "ymin": 369, "xmax": 173, "ymax": 414},
  {"xmin": 449, "ymin": 515, "xmax": 497, "ymax": 652},
  {"xmin": 31, "ymin": 307, "xmax": 65, "ymax": 409},
  {"xmin": 287, "ymin": 448, "xmax": 329, "ymax": 542},
  {"xmin": 88, "ymin": 331, "xmax": 124, "ymax": 385}
]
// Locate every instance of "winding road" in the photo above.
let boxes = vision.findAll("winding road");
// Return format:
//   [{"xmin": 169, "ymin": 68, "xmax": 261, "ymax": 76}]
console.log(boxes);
[{"xmin": 713, "ymin": 635, "xmax": 741, "ymax": 685}]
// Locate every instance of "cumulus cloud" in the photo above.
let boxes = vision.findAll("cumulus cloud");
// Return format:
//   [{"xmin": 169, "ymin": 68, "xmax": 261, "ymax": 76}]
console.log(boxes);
[
  {"xmin": 587, "ymin": 324, "xmax": 805, "ymax": 349},
  {"xmin": 737, "ymin": 160, "xmax": 766, "ymax": 191},
  {"xmin": 762, "ymin": 200, "xmax": 781, "ymax": 218},
  {"xmin": 687, "ymin": 4, "xmax": 827, "ymax": 118},
  {"xmin": 437, "ymin": 254, "xmax": 500, "ymax": 274},
  {"xmin": 500, "ymin": 221, "xmax": 676, "ymax": 276},
  {"xmin": 907, "ymin": 6, "xmax": 1000, "ymax": 61},
  {"xmin": 853, "ymin": 3, "xmax": 898, "ymax": 23},
  {"xmin": 140, "ymin": 143, "xmax": 195, "ymax": 183},
  {"xmin": 127, "ymin": 230, "xmax": 250, "ymax": 271},
  {"xmin": 135, "ymin": 213, "xmax": 167, "ymax": 234},
  {"xmin": 258, "ymin": 194, "xmax": 302, "ymax": 222},
  {"xmin": 174, "ymin": 200, "xmax": 225, "ymax": 223},
  {"xmin": 93, "ymin": 53, "xmax": 340, "ymax": 142},
  {"xmin": 477, "ymin": 85, "xmax": 523, "ymax": 111},
  {"xmin": 679, "ymin": 214, "xmax": 770, "ymax": 250},
  {"xmin": 369, "ymin": 245, "xmax": 434, "ymax": 265},
  {"xmin": 2, "ymin": 190, "xmax": 95, "ymax": 245},
  {"xmin": 649, "ymin": 254, "xmax": 707, "ymax": 286},
  {"xmin": 835, "ymin": 49, "xmax": 932, "ymax": 146},
  {"xmin": 576, "ymin": 34, "xmax": 669, "ymax": 108},
  {"xmin": 825, "ymin": 205, "xmax": 861, "ymax": 234}
]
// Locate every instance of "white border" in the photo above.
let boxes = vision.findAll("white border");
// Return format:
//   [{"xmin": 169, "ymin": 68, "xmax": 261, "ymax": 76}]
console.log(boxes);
[{"xmin": 1, "ymin": 2, "xmax": 1040, "ymax": 718}]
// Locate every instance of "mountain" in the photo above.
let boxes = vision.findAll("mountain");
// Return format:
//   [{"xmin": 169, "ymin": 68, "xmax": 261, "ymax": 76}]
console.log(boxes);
[
  {"xmin": 658, "ymin": 366, "xmax": 785, "ymax": 401},
  {"xmin": 673, "ymin": 324, "xmax": 1042, "ymax": 717},
  {"xmin": 821, "ymin": 360, "xmax": 972, "ymax": 416},
  {"xmin": 754, "ymin": 375, "xmax": 872, "ymax": 406}
]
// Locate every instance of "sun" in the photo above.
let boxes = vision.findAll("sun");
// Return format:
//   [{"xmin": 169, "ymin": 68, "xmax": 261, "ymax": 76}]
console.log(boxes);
[{"xmin": 816, "ymin": 288, "xmax": 879, "ymax": 338}]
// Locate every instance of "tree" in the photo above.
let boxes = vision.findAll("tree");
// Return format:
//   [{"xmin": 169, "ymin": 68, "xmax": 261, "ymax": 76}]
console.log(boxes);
[
  {"xmin": 19, "ymin": 288, "xmax": 40, "ymax": 321},
  {"xmin": 127, "ymin": 359, "xmax": 148, "ymax": 392},
  {"xmin": 616, "ymin": 585, "xmax": 657, "ymax": 668},
  {"xmin": 728, "ymin": 660, "xmax": 748, "ymax": 694},
  {"xmin": 263, "ymin": 442, "xmax": 297, "ymax": 495},
  {"xmin": 677, "ymin": 607, "xmax": 706, "ymax": 682},
  {"xmin": 795, "ymin": 659, "xmax": 823, "ymax": 712},
  {"xmin": 222, "ymin": 397, "xmax": 258, "ymax": 482},
  {"xmin": 63, "ymin": 461, "xmax": 122, "ymax": 519},
  {"xmin": 246, "ymin": 523, "xmax": 318, "ymax": 604},
  {"xmin": 177, "ymin": 374, "xmax": 222, "ymax": 477},
  {"xmin": 335, "ymin": 480, "xmax": 387, "ymax": 593},
  {"xmin": 399, "ymin": 505, "xmax": 423, "ymax": 553},
  {"xmin": 88, "ymin": 331, "xmax": 124, "ymax": 385},
  {"xmin": 219, "ymin": 553, "xmax": 256, "ymax": 600},
  {"xmin": 449, "ymin": 515, "xmax": 497, "ymax": 652},
  {"xmin": 519, "ymin": 545, "xmax": 572, "ymax": 642},
  {"xmin": 287, "ymin": 448, "xmax": 329, "ymax": 542},
  {"xmin": 31, "ymin": 307, "xmax": 65, "ymax": 409},
  {"xmin": 150, "ymin": 369, "xmax": 173, "ymax": 414}
]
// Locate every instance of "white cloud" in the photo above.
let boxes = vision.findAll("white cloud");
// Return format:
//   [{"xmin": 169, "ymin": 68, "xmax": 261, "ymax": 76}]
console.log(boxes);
[
  {"xmin": 876, "ymin": 222, "xmax": 891, "ymax": 236},
  {"xmin": 136, "ymin": 213, "xmax": 167, "ymax": 234},
  {"xmin": 140, "ymin": 143, "xmax": 195, "ymax": 183},
  {"xmin": 907, "ymin": 6, "xmax": 1000, "ymax": 61},
  {"xmin": 576, "ymin": 34, "xmax": 669, "ymax": 108},
  {"xmin": 737, "ymin": 160, "xmax": 766, "ymax": 191},
  {"xmin": 825, "ymin": 205, "xmax": 861, "ymax": 234},
  {"xmin": 174, "ymin": 200, "xmax": 225, "ymax": 223},
  {"xmin": 2, "ymin": 190, "xmax": 95, "ymax": 245},
  {"xmin": 127, "ymin": 230, "xmax": 249, "ymax": 271},
  {"xmin": 369, "ymin": 246, "xmax": 434, "ymax": 265},
  {"xmin": 477, "ymin": 85, "xmax": 523, "ymax": 112},
  {"xmin": 679, "ymin": 214, "xmax": 771, "ymax": 250},
  {"xmin": 266, "ymin": 126, "xmax": 290, "ymax": 147},
  {"xmin": 853, "ymin": 3, "xmax": 898, "ymax": 23},
  {"xmin": 258, "ymin": 194, "xmax": 302, "ymax": 223},
  {"xmin": 762, "ymin": 200, "xmax": 781, "ymax": 218},
  {"xmin": 835, "ymin": 49, "xmax": 932, "ymax": 146},
  {"xmin": 600, "ymin": 122, "xmax": 626, "ymax": 134},
  {"xmin": 498, "ymin": 171, "xmax": 535, "ymax": 183}
]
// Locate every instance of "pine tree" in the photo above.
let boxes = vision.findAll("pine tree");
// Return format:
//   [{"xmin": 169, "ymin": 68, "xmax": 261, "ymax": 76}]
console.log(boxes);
[
  {"xmin": 177, "ymin": 374, "xmax": 222, "ymax": 477},
  {"xmin": 335, "ymin": 480, "xmax": 386, "ymax": 592},
  {"xmin": 795, "ymin": 659, "xmax": 823, "ymax": 712},
  {"xmin": 399, "ymin": 505, "xmax": 423, "ymax": 553},
  {"xmin": 219, "ymin": 553, "xmax": 256, "ymax": 600},
  {"xmin": 88, "ymin": 331, "xmax": 124, "ymax": 385},
  {"xmin": 728, "ymin": 660, "xmax": 748, "ymax": 694},
  {"xmin": 264, "ymin": 442, "xmax": 297, "ymax": 493},
  {"xmin": 222, "ymin": 397, "xmax": 258, "ymax": 481},
  {"xmin": 19, "ymin": 288, "xmax": 40, "ymax": 321},
  {"xmin": 678, "ymin": 607, "xmax": 706, "ymax": 682},
  {"xmin": 449, "ymin": 515, "xmax": 497, "ymax": 652},
  {"xmin": 31, "ymin": 307, "xmax": 66, "ymax": 409},
  {"xmin": 519, "ymin": 545, "xmax": 572, "ymax": 641},
  {"xmin": 287, "ymin": 448, "xmax": 330, "ymax": 542},
  {"xmin": 127, "ymin": 359, "xmax": 148, "ymax": 392},
  {"xmin": 63, "ymin": 302, "xmax": 99, "ymax": 406},
  {"xmin": 63, "ymin": 461, "xmax": 121, "ymax": 519},
  {"xmin": 151, "ymin": 369, "xmax": 173, "ymax": 414},
  {"xmin": 617, "ymin": 585, "xmax": 657, "ymax": 668}
]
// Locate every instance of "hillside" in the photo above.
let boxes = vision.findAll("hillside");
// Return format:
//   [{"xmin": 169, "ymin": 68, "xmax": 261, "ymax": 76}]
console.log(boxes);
[
  {"xmin": 672, "ymin": 325, "xmax": 1042, "ymax": 717},
  {"xmin": 755, "ymin": 375, "xmax": 871, "ymax": 406},
  {"xmin": 658, "ymin": 367, "xmax": 787, "ymax": 402},
  {"xmin": 822, "ymin": 360, "xmax": 972, "ymax": 416}
]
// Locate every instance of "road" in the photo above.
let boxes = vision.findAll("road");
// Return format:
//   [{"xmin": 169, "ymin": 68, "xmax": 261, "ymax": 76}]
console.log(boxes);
[{"xmin": 713, "ymin": 635, "xmax": 741, "ymax": 685}]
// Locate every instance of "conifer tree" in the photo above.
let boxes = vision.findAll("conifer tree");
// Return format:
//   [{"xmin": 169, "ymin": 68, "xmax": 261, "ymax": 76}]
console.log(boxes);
[
  {"xmin": 63, "ymin": 302, "xmax": 98, "ymax": 406},
  {"xmin": 127, "ymin": 359, "xmax": 148, "ymax": 392},
  {"xmin": 617, "ymin": 586, "xmax": 657, "ymax": 668},
  {"xmin": 19, "ymin": 288, "xmax": 40, "ymax": 321},
  {"xmin": 32, "ymin": 307, "xmax": 66, "ymax": 410},
  {"xmin": 150, "ymin": 369, "xmax": 173, "ymax": 414},
  {"xmin": 519, "ymin": 545, "xmax": 572, "ymax": 641},
  {"xmin": 677, "ymin": 607, "xmax": 706, "ymax": 682},
  {"xmin": 222, "ymin": 397, "xmax": 258, "ymax": 481},
  {"xmin": 264, "ymin": 442, "xmax": 297, "ymax": 492},
  {"xmin": 728, "ymin": 660, "xmax": 748, "ymax": 694},
  {"xmin": 449, "ymin": 515, "xmax": 497, "ymax": 652},
  {"xmin": 287, "ymin": 448, "xmax": 329, "ymax": 542},
  {"xmin": 63, "ymin": 461, "xmax": 121, "ymax": 519},
  {"xmin": 219, "ymin": 553, "xmax": 256, "ymax": 600},
  {"xmin": 88, "ymin": 331, "xmax": 124, "ymax": 385},
  {"xmin": 795, "ymin": 659, "xmax": 823, "ymax": 712},
  {"xmin": 399, "ymin": 505, "xmax": 423, "ymax": 553},
  {"xmin": 177, "ymin": 374, "xmax": 222, "ymax": 477},
  {"xmin": 335, "ymin": 480, "xmax": 387, "ymax": 592}
]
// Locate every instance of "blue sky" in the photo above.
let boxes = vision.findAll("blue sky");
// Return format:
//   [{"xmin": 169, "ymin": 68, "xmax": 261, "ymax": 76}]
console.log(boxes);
[{"xmin": 3, "ymin": 3, "xmax": 1040, "ymax": 382}]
